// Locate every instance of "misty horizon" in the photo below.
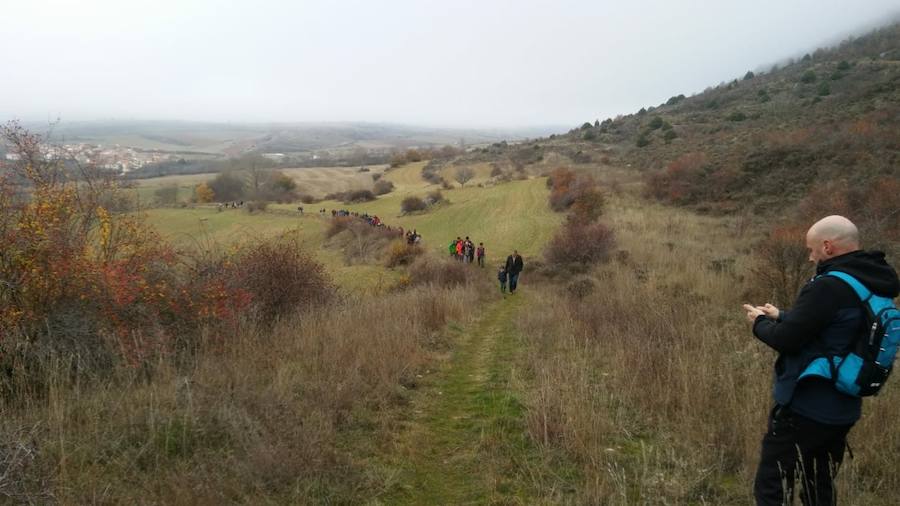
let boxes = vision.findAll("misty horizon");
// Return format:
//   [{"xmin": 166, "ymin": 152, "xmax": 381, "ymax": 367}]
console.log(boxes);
[{"xmin": 4, "ymin": 0, "xmax": 900, "ymax": 129}]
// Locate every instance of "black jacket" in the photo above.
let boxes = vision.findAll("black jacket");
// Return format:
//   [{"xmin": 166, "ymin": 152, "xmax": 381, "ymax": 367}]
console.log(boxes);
[
  {"xmin": 505, "ymin": 254, "xmax": 524, "ymax": 275},
  {"xmin": 753, "ymin": 250, "xmax": 899, "ymax": 425}
]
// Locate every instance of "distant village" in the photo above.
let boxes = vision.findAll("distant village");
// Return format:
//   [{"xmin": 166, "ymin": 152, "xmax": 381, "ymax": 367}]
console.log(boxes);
[{"xmin": 3, "ymin": 142, "xmax": 178, "ymax": 174}]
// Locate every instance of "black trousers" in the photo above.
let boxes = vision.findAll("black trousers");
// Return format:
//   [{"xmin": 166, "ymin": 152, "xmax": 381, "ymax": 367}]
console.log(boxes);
[{"xmin": 754, "ymin": 405, "xmax": 853, "ymax": 506}]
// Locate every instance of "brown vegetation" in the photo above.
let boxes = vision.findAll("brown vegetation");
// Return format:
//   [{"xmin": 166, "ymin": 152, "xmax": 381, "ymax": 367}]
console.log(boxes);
[
  {"xmin": 401, "ymin": 196, "xmax": 427, "ymax": 213},
  {"xmin": 518, "ymin": 196, "xmax": 900, "ymax": 503},
  {"xmin": 384, "ymin": 240, "xmax": 424, "ymax": 268}
]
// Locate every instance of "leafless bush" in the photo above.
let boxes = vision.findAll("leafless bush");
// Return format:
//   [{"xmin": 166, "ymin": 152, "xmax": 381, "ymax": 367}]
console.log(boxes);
[
  {"xmin": 244, "ymin": 201, "xmax": 268, "ymax": 213},
  {"xmin": 408, "ymin": 256, "xmax": 473, "ymax": 288},
  {"xmin": 401, "ymin": 196, "xmax": 427, "ymax": 214},
  {"xmin": 344, "ymin": 189, "xmax": 375, "ymax": 203},
  {"xmin": 325, "ymin": 216, "xmax": 355, "ymax": 238},
  {"xmin": 373, "ymin": 179, "xmax": 395, "ymax": 196},
  {"xmin": 325, "ymin": 218, "xmax": 396, "ymax": 264},
  {"xmin": 749, "ymin": 224, "xmax": 813, "ymax": 306},
  {"xmin": 425, "ymin": 190, "xmax": 445, "ymax": 205},
  {"xmin": 544, "ymin": 220, "xmax": 616, "ymax": 266},
  {"xmin": 384, "ymin": 240, "xmax": 423, "ymax": 268},
  {"xmin": 228, "ymin": 235, "xmax": 335, "ymax": 322}
]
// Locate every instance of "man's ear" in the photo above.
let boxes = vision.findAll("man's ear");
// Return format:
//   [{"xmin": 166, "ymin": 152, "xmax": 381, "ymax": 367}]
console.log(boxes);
[{"xmin": 823, "ymin": 239, "xmax": 834, "ymax": 256}]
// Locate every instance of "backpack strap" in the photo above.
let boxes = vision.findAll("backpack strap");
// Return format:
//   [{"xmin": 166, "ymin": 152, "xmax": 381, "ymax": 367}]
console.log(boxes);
[
  {"xmin": 824, "ymin": 271, "xmax": 873, "ymax": 304},
  {"xmin": 798, "ymin": 271, "xmax": 870, "ymax": 393}
]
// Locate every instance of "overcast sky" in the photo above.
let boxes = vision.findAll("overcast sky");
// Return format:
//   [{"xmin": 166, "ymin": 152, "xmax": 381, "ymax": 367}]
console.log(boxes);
[{"xmin": 3, "ymin": 0, "xmax": 899, "ymax": 128}]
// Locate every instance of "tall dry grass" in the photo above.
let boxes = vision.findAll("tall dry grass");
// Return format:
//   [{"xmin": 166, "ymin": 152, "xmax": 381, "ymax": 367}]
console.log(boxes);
[
  {"xmin": 517, "ymin": 193, "xmax": 900, "ymax": 504},
  {"xmin": 0, "ymin": 283, "xmax": 480, "ymax": 504}
]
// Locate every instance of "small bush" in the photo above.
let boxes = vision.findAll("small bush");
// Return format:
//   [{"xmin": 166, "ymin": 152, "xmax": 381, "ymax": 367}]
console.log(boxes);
[
  {"xmin": 425, "ymin": 190, "xmax": 445, "ymax": 206},
  {"xmin": 648, "ymin": 116, "xmax": 664, "ymax": 130},
  {"xmin": 299, "ymin": 194, "xmax": 318, "ymax": 204},
  {"xmin": 408, "ymin": 257, "xmax": 471, "ymax": 288},
  {"xmin": 245, "ymin": 201, "xmax": 268, "ymax": 213},
  {"xmin": 837, "ymin": 60, "xmax": 851, "ymax": 71},
  {"xmin": 384, "ymin": 240, "xmax": 424, "ymax": 268},
  {"xmin": 401, "ymin": 196, "xmax": 427, "ymax": 213},
  {"xmin": 749, "ymin": 225, "xmax": 812, "ymax": 307},
  {"xmin": 817, "ymin": 82, "xmax": 831, "ymax": 96},
  {"xmin": 800, "ymin": 70, "xmax": 817, "ymax": 83},
  {"xmin": 228, "ymin": 236, "xmax": 334, "ymax": 321},
  {"xmin": 636, "ymin": 134, "xmax": 651, "ymax": 147},
  {"xmin": 195, "ymin": 182, "xmax": 215, "ymax": 203},
  {"xmin": 544, "ymin": 221, "xmax": 616, "ymax": 265},
  {"xmin": 727, "ymin": 111, "xmax": 747, "ymax": 122},
  {"xmin": 344, "ymin": 189, "xmax": 376, "ymax": 203},
  {"xmin": 373, "ymin": 179, "xmax": 395, "ymax": 196},
  {"xmin": 325, "ymin": 216, "xmax": 355, "ymax": 238},
  {"xmin": 547, "ymin": 168, "xmax": 606, "ymax": 221}
]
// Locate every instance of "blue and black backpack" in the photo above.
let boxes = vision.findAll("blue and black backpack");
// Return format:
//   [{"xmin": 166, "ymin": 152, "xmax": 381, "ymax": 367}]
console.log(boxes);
[{"xmin": 799, "ymin": 271, "xmax": 900, "ymax": 397}]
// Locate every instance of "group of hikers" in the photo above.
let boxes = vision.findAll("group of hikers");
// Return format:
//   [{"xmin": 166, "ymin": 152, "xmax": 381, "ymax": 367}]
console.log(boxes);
[
  {"xmin": 449, "ymin": 236, "xmax": 485, "ymax": 266},
  {"xmin": 225, "ymin": 195, "xmax": 900, "ymax": 504},
  {"xmin": 324, "ymin": 208, "xmax": 419, "ymax": 243},
  {"xmin": 217, "ymin": 201, "xmax": 244, "ymax": 210},
  {"xmin": 447, "ymin": 237, "xmax": 525, "ymax": 294}
]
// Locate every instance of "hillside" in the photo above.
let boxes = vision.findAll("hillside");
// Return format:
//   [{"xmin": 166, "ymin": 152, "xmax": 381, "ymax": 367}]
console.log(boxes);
[
  {"xmin": 445, "ymin": 23, "xmax": 899, "ymax": 218},
  {"xmin": 584, "ymin": 22, "xmax": 899, "ymax": 213}
]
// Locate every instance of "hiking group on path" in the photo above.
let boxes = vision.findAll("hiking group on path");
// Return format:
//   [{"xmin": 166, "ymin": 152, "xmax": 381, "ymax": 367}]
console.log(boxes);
[
  {"xmin": 317, "ymin": 206, "xmax": 900, "ymax": 504},
  {"xmin": 449, "ymin": 236, "xmax": 485, "ymax": 266},
  {"xmin": 447, "ymin": 237, "xmax": 524, "ymax": 295}
]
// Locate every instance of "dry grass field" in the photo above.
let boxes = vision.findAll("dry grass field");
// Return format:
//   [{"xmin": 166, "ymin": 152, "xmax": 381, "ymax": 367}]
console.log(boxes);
[{"xmin": 5, "ymin": 151, "xmax": 899, "ymax": 504}]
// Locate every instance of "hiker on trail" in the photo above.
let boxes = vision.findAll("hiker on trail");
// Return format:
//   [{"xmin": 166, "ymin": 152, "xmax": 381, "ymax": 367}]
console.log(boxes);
[
  {"xmin": 297, "ymin": 206, "xmax": 303, "ymax": 214},
  {"xmin": 455, "ymin": 238, "xmax": 464, "ymax": 261},
  {"xmin": 449, "ymin": 238, "xmax": 458, "ymax": 258},
  {"xmin": 463, "ymin": 237, "xmax": 473, "ymax": 264},
  {"xmin": 742, "ymin": 215, "xmax": 899, "ymax": 506},
  {"xmin": 497, "ymin": 264, "xmax": 508, "ymax": 294},
  {"xmin": 476, "ymin": 242, "xmax": 485, "ymax": 267},
  {"xmin": 505, "ymin": 250, "xmax": 524, "ymax": 294}
]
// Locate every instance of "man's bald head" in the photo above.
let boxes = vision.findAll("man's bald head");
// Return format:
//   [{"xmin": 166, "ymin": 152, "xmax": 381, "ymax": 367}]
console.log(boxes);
[{"xmin": 805, "ymin": 215, "xmax": 860, "ymax": 264}]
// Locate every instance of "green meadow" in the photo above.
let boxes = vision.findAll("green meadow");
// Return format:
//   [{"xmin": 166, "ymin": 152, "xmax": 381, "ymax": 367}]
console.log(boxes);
[{"xmin": 140, "ymin": 162, "xmax": 560, "ymax": 292}]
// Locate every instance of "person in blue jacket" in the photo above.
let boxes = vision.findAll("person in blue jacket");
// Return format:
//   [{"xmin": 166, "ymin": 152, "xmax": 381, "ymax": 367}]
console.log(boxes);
[{"xmin": 743, "ymin": 215, "xmax": 899, "ymax": 506}]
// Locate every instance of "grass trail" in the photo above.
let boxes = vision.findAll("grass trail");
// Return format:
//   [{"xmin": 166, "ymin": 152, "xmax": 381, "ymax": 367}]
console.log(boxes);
[{"xmin": 371, "ymin": 290, "xmax": 574, "ymax": 505}]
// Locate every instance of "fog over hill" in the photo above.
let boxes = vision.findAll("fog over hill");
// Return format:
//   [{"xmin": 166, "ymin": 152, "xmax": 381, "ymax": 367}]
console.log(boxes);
[{"xmin": 4, "ymin": 1, "xmax": 899, "ymax": 127}]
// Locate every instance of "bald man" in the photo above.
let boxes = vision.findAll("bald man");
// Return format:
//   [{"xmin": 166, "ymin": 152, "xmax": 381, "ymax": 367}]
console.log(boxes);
[{"xmin": 743, "ymin": 216, "xmax": 899, "ymax": 505}]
